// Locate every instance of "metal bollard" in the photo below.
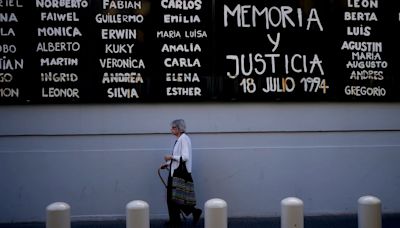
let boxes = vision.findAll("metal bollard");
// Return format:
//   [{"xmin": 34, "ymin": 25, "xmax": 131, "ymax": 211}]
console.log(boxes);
[
  {"xmin": 46, "ymin": 202, "xmax": 71, "ymax": 228},
  {"xmin": 281, "ymin": 197, "xmax": 304, "ymax": 228},
  {"xmin": 358, "ymin": 196, "xmax": 382, "ymax": 228},
  {"xmin": 126, "ymin": 200, "xmax": 149, "ymax": 228},
  {"xmin": 205, "ymin": 198, "xmax": 227, "ymax": 228}
]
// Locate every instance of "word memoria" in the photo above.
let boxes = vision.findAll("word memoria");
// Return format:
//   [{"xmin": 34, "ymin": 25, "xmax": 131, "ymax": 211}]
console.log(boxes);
[{"xmin": 224, "ymin": 4, "xmax": 323, "ymax": 31}]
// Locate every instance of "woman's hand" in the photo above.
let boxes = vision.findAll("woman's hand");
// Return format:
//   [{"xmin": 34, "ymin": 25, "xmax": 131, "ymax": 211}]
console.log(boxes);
[
  {"xmin": 160, "ymin": 163, "xmax": 169, "ymax": 169},
  {"xmin": 164, "ymin": 155, "xmax": 173, "ymax": 162}
]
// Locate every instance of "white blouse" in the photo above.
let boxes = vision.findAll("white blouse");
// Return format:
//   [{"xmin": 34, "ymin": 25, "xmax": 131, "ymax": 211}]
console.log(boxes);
[{"xmin": 170, "ymin": 133, "xmax": 192, "ymax": 176}]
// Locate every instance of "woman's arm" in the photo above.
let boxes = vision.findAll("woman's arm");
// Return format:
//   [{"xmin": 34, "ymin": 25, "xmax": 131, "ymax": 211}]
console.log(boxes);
[{"xmin": 171, "ymin": 135, "xmax": 190, "ymax": 162}]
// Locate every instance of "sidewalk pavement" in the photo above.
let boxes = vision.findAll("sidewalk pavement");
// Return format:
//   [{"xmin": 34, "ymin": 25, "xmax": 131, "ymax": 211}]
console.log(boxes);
[{"xmin": 1, "ymin": 214, "xmax": 399, "ymax": 228}]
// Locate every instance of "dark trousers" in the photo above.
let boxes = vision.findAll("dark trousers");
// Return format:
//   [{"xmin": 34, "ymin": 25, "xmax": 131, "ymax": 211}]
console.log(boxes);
[{"xmin": 167, "ymin": 175, "xmax": 197, "ymax": 223}]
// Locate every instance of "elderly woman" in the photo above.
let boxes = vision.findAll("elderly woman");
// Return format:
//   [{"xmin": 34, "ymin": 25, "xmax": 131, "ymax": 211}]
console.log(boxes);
[{"xmin": 161, "ymin": 119, "xmax": 202, "ymax": 226}]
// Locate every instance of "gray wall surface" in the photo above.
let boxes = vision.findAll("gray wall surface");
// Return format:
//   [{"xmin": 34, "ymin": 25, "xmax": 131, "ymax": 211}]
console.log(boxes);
[{"xmin": 1, "ymin": 103, "xmax": 400, "ymax": 222}]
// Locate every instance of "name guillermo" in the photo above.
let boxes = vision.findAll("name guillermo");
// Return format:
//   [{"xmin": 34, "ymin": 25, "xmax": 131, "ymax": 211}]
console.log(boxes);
[{"xmin": 95, "ymin": 14, "xmax": 143, "ymax": 23}]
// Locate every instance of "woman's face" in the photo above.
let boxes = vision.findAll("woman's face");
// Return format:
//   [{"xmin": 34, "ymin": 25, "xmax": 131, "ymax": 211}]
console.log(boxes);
[{"xmin": 171, "ymin": 126, "xmax": 180, "ymax": 136}]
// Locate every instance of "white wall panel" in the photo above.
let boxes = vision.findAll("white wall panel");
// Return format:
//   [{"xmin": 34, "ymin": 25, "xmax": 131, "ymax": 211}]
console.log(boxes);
[{"xmin": 0, "ymin": 103, "xmax": 399, "ymax": 222}]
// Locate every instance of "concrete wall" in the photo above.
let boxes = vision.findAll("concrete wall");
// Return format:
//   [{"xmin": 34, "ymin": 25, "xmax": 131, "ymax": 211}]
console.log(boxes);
[{"xmin": 1, "ymin": 103, "xmax": 400, "ymax": 222}]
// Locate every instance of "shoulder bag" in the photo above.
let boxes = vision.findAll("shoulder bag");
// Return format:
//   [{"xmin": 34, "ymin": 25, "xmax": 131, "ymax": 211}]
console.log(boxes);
[{"xmin": 171, "ymin": 157, "xmax": 196, "ymax": 206}]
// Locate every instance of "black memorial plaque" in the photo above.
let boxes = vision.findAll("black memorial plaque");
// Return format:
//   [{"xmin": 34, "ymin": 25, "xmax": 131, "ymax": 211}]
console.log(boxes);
[
  {"xmin": 0, "ymin": 0, "xmax": 29, "ymax": 104},
  {"xmin": 31, "ymin": 0, "xmax": 92, "ymax": 103},
  {"xmin": 0, "ymin": 0, "xmax": 399, "ymax": 104},
  {"xmin": 215, "ymin": 0, "xmax": 400, "ymax": 101},
  {"xmin": 151, "ymin": 0, "xmax": 213, "ymax": 101},
  {"xmin": 91, "ymin": 0, "xmax": 151, "ymax": 103}
]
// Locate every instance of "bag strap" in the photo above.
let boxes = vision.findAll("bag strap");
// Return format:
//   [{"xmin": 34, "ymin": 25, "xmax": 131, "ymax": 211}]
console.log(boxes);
[{"xmin": 169, "ymin": 140, "xmax": 177, "ymax": 170}]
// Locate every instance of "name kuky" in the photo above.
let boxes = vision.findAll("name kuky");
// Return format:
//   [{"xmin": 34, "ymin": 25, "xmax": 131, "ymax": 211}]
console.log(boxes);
[{"xmin": 105, "ymin": 44, "xmax": 135, "ymax": 54}]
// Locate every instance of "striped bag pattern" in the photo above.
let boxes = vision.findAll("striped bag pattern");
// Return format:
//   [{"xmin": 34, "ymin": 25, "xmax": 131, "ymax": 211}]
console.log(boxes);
[{"xmin": 172, "ymin": 176, "xmax": 196, "ymax": 206}]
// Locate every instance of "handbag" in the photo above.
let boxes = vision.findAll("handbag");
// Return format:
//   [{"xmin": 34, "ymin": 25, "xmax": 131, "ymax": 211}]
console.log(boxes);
[{"xmin": 171, "ymin": 157, "xmax": 196, "ymax": 206}]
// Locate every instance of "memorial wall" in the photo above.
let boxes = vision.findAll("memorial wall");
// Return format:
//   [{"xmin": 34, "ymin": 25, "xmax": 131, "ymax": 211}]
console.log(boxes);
[{"xmin": 1, "ymin": 0, "xmax": 400, "ymax": 103}]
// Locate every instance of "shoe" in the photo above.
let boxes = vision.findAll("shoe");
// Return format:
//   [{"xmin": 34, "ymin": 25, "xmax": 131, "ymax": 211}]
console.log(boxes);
[{"xmin": 193, "ymin": 208, "xmax": 202, "ymax": 225}]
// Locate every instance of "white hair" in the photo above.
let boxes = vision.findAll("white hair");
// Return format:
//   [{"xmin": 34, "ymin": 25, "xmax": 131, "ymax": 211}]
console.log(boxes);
[{"xmin": 171, "ymin": 119, "xmax": 186, "ymax": 133}]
